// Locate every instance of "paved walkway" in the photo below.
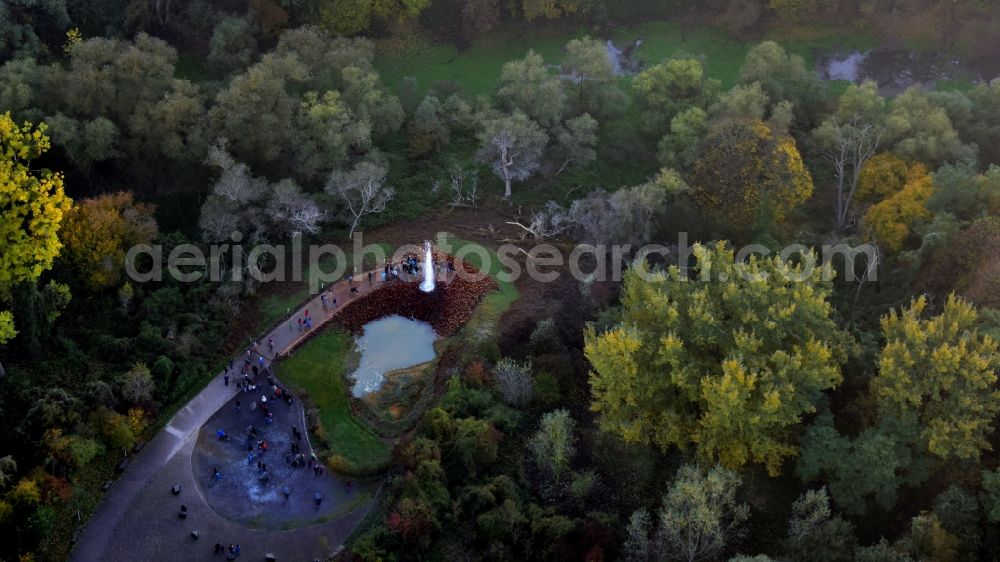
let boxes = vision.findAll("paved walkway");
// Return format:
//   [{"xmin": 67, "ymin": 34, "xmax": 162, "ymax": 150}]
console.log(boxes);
[{"xmin": 70, "ymin": 266, "xmax": 441, "ymax": 561}]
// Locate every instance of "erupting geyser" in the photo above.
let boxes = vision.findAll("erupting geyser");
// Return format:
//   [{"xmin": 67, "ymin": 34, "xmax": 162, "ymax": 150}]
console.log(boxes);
[{"xmin": 419, "ymin": 240, "xmax": 435, "ymax": 293}]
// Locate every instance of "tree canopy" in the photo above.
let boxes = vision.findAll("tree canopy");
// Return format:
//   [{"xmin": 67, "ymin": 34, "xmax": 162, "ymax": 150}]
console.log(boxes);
[
  {"xmin": 586, "ymin": 242, "xmax": 850, "ymax": 475},
  {"xmin": 690, "ymin": 119, "xmax": 813, "ymax": 234},
  {"xmin": 872, "ymin": 294, "xmax": 1000, "ymax": 460},
  {"xmin": 0, "ymin": 113, "xmax": 71, "ymax": 335},
  {"xmin": 60, "ymin": 192, "xmax": 157, "ymax": 290}
]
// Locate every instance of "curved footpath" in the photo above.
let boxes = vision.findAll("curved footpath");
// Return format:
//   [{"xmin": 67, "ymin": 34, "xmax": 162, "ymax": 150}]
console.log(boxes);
[{"xmin": 71, "ymin": 269, "xmax": 405, "ymax": 562}]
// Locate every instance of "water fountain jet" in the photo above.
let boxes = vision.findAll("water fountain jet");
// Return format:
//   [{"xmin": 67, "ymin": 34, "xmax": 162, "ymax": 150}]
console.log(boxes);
[{"xmin": 419, "ymin": 240, "xmax": 435, "ymax": 293}]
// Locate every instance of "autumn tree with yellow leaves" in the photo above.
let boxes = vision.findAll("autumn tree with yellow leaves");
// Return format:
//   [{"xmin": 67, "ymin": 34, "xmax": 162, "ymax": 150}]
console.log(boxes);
[
  {"xmin": 690, "ymin": 119, "xmax": 813, "ymax": 235},
  {"xmin": 585, "ymin": 242, "xmax": 851, "ymax": 475},
  {"xmin": 60, "ymin": 192, "xmax": 158, "ymax": 291},
  {"xmin": 871, "ymin": 294, "xmax": 1000, "ymax": 460},
  {"xmin": 0, "ymin": 112, "xmax": 72, "ymax": 347},
  {"xmin": 857, "ymin": 153, "xmax": 934, "ymax": 251}
]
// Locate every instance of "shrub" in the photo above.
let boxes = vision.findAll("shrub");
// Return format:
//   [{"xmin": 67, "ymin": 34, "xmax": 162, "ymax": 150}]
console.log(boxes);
[
  {"xmin": 117, "ymin": 362, "xmax": 154, "ymax": 405},
  {"xmin": 983, "ymin": 468, "xmax": 1000, "ymax": 523},
  {"xmin": 151, "ymin": 355, "xmax": 175, "ymax": 392},
  {"xmin": 570, "ymin": 469, "xmax": 596, "ymax": 501},
  {"xmin": 492, "ymin": 357, "xmax": 533, "ymax": 407},
  {"xmin": 8, "ymin": 479, "xmax": 41, "ymax": 506},
  {"xmin": 127, "ymin": 408, "xmax": 148, "ymax": 437},
  {"xmin": 96, "ymin": 409, "xmax": 136, "ymax": 452},
  {"xmin": 529, "ymin": 318, "xmax": 561, "ymax": 354},
  {"xmin": 465, "ymin": 360, "xmax": 488, "ymax": 387},
  {"xmin": 528, "ymin": 409, "xmax": 576, "ymax": 481},
  {"xmin": 64, "ymin": 436, "xmax": 104, "ymax": 468}
]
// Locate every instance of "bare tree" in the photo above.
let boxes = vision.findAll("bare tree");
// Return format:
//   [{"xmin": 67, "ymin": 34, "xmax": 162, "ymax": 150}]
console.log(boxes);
[
  {"xmin": 201, "ymin": 139, "xmax": 267, "ymax": 243},
  {"xmin": 507, "ymin": 201, "xmax": 573, "ymax": 240},
  {"xmin": 621, "ymin": 508, "xmax": 653, "ymax": 562},
  {"xmin": 198, "ymin": 196, "xmax": 240, "ymax": 243},
  {"xmin": 476, "ymin": 111, "xmax": 547, "ymax": 198},
  {"xmin": 265, "ymin": 179, "xmax": 325, "ymax": 237},
  {"xmin": 325, "ymin": 161, "xmax": 395, "ymax": 238},
  {"xmin": 813, "ymin": 82, "xmax": 886, "ymax": 232},
  {"xmin": 150, "ymin": 0, "xmax": 174, "ymax": 25},
  {"xmin": 448, "ymin": 165, "xmax": 479, "ymax": 207},
  {"xmin": 241, "ymin": 247, "xmax": 271, "ymax": 296},
  {"xmin": 569, "ymin": 181, "xmax": 670, "ymax": 247},
  {"xmin": 206, "ymin": 140, "xmax": 266, "ymax": 206},
  {"xmin": 815, "ymin": 115, "xmax": 883, "ymax": 231},
  {"xmin": 117, "ymin": 362, "xmax": 154, "ymax": 405}
]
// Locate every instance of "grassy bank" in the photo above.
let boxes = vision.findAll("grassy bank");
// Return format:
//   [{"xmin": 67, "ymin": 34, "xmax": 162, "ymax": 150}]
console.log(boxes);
[
  {"xmin": 446, "ymin": 235, "xmax": 519, "ymax": 317},
  {"xmin": 278, "ymin": 329, "xmax": 392, "ymax": 475},
  {"xmin": 440, "ymin": 234, "xmax": 520, "ymax": 361}
]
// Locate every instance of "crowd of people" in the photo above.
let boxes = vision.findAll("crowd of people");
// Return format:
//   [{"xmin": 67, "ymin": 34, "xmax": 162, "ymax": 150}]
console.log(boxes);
[
  {"xmin": 339, "ymin": 256, "xmax": 497, "ymax": 337},
  {"xmin": 212, "ymin": 542, "xmax": 240, "ymax": 559},
  {"xmin": 276, "ymin": 250, "xmax": 466, "ymax": 354}
]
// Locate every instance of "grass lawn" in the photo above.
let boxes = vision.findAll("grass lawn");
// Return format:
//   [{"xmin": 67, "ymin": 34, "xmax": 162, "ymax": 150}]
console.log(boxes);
[
  {"xmin": 612, "ymin": 21, "xmax": 752, "ymax": 89},
  {"xmin": 375, "ymin": 24, "xmax": 590, "ymax": 97},
  {"xmin": 278, "ymin": 328, "xmax": 392, "ymax": 474},
  {"xmin": 614, "ymin": 21, "xmax": 877, "ymax": 90},
  {"xmin": 374, "ymin": 19, "xmax": 877, "ymax": 98},
  {"xmin": 616, "ymin": 20, "xmax": 874, "ymax": 88}
]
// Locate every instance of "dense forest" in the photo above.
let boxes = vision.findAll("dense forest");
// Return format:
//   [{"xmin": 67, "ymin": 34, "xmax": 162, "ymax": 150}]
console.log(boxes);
[{"xmin": 2, "ymin": 0, "xmax": 1000, "ymax": 560}]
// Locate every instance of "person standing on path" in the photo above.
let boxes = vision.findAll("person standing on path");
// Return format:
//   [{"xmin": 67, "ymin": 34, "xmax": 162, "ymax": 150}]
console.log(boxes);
[{"xmin": 224, "ymin": 374, "xmax": 229, "ymax": 386}]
